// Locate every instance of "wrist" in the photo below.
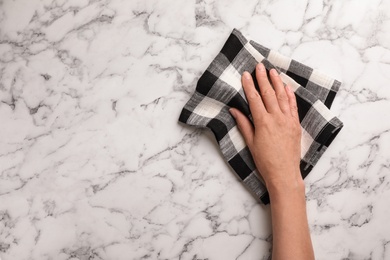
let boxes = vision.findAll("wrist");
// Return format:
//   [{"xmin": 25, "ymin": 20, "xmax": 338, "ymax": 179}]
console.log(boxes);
[{"xmin": 265, "ymin": 169, "xmax": 305, "ymax": 200}]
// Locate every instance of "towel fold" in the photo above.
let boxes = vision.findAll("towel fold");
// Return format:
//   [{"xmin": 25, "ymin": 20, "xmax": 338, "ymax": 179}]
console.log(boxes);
[{"xmin": 179, "ymin": 29, "xmax": 343, "ymax": 204}]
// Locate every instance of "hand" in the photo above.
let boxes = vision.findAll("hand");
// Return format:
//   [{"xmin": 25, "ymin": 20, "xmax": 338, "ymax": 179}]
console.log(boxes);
[
  {"xmin": 230, "ymin": 63, "xmax": 314, "ymax": 260},
  {"xmin": 229, "ymin": 63, "xmax": 303, "ymax": 194}
]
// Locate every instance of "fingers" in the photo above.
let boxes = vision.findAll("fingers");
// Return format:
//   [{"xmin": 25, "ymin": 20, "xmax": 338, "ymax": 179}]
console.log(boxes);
[
  {"xmin": 255, "ymin": 63, "xmax": 280, "ymax": 113},
  {"xmin": 240, "ymin": 64, "xmax": 298, "ymax": 125},
  {"xmin": 229, "ymin": 108, "xmax": 254, "ymax": 147},
  {"xmin": 242, "ymin": 71, "xmax": 266, "ymax": 122},
  {"xmin": 285, "ymin": 85, "xmax": 299, "ymax": 120},
  {"xmin": 269, "ymin": 69, "xmax": 290, "ymax": 114}
]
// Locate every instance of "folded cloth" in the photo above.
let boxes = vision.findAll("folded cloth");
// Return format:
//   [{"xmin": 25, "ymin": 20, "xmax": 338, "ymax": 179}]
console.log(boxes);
[{"xmin": 179, "ymin": 29, "xmax": 343, "ymax": 204}]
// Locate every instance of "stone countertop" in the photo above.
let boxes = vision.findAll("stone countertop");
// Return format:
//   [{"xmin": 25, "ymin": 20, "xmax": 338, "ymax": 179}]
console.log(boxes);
[{"xmin": 1, "ymin": 0, "xmax": 390, "ymax": 259}]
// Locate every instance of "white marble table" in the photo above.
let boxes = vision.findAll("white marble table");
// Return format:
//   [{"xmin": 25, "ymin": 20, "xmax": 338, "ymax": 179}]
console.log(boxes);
[{"xmin": 1, "ymin": 0, "xmax": 390, "ymax": 259}]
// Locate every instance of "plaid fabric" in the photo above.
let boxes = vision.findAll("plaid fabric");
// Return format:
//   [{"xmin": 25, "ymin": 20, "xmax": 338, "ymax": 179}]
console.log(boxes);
[{"xmin": 179, "ymin": 29, "xmax": 343, "ymax": 204}]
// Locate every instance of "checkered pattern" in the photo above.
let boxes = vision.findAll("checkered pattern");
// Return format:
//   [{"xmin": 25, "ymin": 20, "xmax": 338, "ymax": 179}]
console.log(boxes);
[{"xmin": 179, "ymin": 29, "xmax": 344, "ymax": 204}]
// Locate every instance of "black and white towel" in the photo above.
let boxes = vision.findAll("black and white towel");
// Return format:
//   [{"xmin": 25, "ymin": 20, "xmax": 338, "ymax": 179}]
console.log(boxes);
[{"xmin": 179, "ymin": 29, "xmax": 344, "ymax": 204}]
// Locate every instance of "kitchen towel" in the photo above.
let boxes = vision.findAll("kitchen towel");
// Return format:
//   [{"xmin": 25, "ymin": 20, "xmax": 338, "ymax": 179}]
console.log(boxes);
[{"xmin": 179, "ymin": 29, "xmax": 343, "ymax": 204}]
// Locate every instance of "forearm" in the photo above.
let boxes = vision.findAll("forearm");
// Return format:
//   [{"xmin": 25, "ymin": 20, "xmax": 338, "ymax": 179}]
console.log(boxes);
[{"xmin": 268, "ymin": 172, "xmax": 314, "ymax": 260}]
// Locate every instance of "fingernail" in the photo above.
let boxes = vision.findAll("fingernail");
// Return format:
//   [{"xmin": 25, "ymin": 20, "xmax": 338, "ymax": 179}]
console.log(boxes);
[
  {"xmin": 257, "ymin": 63, "xmax": 265, "ymax": 72},
  {"xmin": 286, "ymin": 85, "xmax": 292, "ymax": 93},
  {"xmin": 270, "ymin": 69, "xmax": 278, "ymax": 76},
  {"xmin": 229, "ymin": 108, "xmax": 237, "ymax": 119},
  {"xmin": 243, "ymin": 71, "xmax": 251, "ymax": 80}
]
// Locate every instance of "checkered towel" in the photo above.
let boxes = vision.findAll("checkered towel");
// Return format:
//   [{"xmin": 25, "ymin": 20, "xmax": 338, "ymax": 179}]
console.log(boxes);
[{"xmin": 179, "ymin": 29, "xmax": 343, "ymax": 204}]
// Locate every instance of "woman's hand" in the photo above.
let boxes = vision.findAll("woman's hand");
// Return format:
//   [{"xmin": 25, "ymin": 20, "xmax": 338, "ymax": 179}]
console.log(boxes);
[
  {"xmin": 229, "ymin": 63, "xmax": 303, "ymax": 194},
  {"xmin": 230, "ymin": 63, "xmax": 314, "ymax": 260}
]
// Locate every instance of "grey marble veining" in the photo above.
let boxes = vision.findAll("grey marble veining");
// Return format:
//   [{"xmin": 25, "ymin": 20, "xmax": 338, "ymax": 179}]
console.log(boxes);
[{"xmin": 1, "ymin": 0, "xmax": 390, "ymax": 259}]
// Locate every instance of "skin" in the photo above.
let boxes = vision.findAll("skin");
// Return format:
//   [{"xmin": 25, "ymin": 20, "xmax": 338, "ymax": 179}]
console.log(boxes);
[{"xmin": 229, "ymin": 63, "xmax": 314, "ymax": 260}]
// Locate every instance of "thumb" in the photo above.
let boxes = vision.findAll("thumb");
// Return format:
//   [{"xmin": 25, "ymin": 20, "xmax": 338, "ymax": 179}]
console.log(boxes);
[{"xmin": 229, "ymin": 108, "xmax": 254, "ymax": 148}]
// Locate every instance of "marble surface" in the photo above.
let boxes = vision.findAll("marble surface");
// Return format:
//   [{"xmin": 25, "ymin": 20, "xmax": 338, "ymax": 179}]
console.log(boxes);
[{"xmin": 1, "ymin": 0, "xmax": 390, "ymax": 259}]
